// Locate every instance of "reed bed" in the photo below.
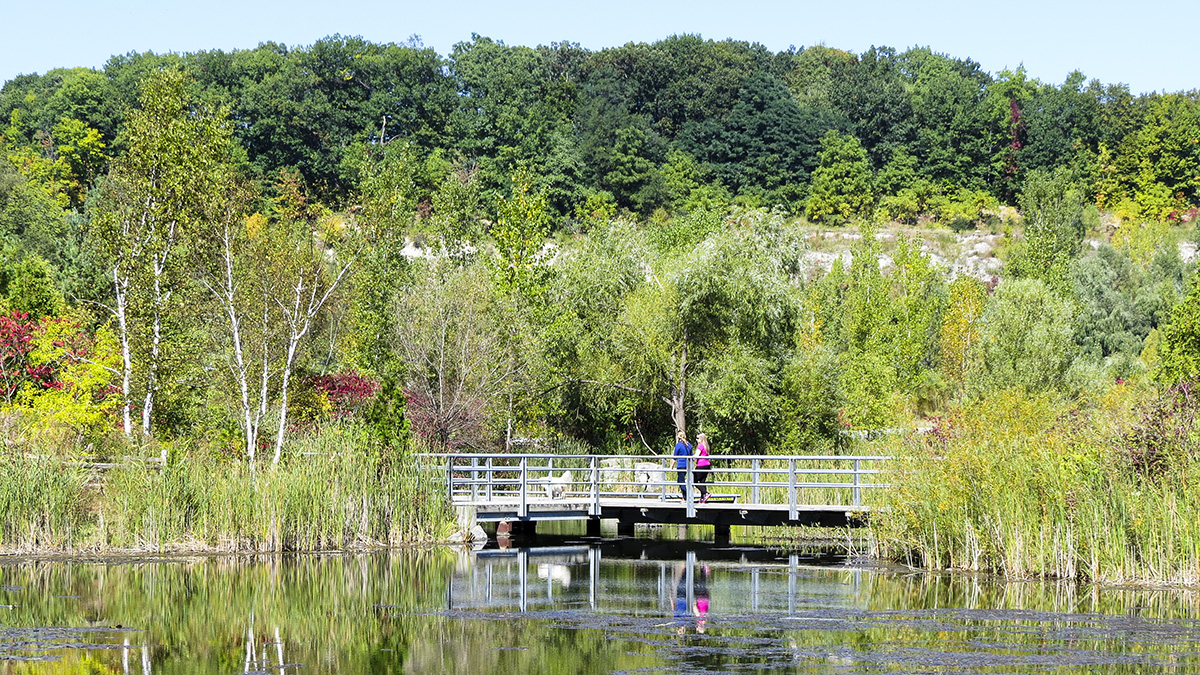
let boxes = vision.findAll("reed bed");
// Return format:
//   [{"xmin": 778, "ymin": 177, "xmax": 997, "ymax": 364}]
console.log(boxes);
[
  {"xmin": 0, "ymin": 425, "xmax": 454, "ymax": 554},
  {"xmin": 0, "ymin": 453, "xmax": 89, "ymax": 552},
  {"xmin": 868, "ymin": 387, "xmax": 1200, "ymax": 586}
]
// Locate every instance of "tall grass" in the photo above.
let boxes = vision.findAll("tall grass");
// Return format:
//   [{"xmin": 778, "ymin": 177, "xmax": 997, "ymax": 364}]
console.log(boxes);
[
  {"xmin": 0, "ymin": 453, "xmax": 88, "ymax": 552},
  {"xmin": 0, "ymin": 423, "xmax": 454, "ymax": 554},
  {"xmin": 100, "ymin": 426, "xmax": 453, "ymax": 551},
  {"xmin": 869, "ymin": 386, "xmax": 1200, "ymax": 585}
]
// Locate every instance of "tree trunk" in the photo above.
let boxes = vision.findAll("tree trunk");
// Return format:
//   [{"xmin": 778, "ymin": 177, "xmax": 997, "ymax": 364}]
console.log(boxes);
[
  {"xmin": 670, "ymin": 339, "xmax": 688, "ymax": 436},
  {"xmin": 113, "ymin": 266, "xmax": 133, "ymax": 436}
]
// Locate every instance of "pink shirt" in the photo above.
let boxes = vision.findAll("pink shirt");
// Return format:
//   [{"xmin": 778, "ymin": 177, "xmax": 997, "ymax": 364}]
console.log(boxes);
[{"xmin": 696, "ymin": 442, "xmax": 710, "ymax": 468}]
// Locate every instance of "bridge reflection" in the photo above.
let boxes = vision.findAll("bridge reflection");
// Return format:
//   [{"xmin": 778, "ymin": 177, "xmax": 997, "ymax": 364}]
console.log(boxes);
[{"xmin": 446, "ymin": 541, "xmax": 865, "ymax": 618}]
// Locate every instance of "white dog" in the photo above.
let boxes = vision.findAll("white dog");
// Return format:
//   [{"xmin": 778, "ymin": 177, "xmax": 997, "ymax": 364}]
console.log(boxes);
[{"xmin": 538, "ymin": 471, "xmax": 573, "ymax": 499}]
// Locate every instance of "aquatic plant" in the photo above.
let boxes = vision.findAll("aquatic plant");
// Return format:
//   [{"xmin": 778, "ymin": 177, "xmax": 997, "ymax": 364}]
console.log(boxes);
[
  {"xmin": 98, "ymin": 425, "xmax": 453, "ymax": 551},
  {"xmin": 0, "ymin": 452, "xmax": 88, "ymax": 552},
  {"xmin": 870, "ymin": 385, "xmax": 1200, "ymax": 585}
]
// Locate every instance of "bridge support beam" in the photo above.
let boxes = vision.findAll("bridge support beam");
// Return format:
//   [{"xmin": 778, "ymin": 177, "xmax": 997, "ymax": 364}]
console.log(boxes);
[
  {"xmin": 586, "ymin": 517, "xmax": 602, "ymax": 538},
  {"xmin": 496, "ymin": 520, "xmax": 537, "ymax": 538},
  {"xmin": 713, "ymin": 523, "xmax": 731, "ymax": 547}
]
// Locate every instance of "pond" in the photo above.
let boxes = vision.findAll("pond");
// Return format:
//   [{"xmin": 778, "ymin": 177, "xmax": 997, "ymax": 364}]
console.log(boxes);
[{"xmin": 2, "ymin": 537, "xmax": 1199, "ymax": 673}]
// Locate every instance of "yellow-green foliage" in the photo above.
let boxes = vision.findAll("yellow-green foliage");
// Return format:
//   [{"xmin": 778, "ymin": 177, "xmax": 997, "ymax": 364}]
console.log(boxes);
[
  {"xmin": 871, "ymin": 386, "xmax": 1200, "ymax": 585},
  {"xmin": 19, "ymin": 318, "xmax": 121, "ymax": 435}
]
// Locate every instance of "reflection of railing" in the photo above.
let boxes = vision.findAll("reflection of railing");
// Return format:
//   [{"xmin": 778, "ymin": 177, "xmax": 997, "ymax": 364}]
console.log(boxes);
[
  {"xmin": 449, "ymin": 546, "xmax": 863, "ymax": 616},
  {"xmin": 426, "ymin": 453, "xmax": 889, "ymax": 520}
]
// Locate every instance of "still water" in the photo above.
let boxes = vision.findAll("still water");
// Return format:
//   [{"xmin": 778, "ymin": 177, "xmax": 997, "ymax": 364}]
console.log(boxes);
[{"xmin": 2, "ymin": 537, "xmax": 1199, "ymax": 673}]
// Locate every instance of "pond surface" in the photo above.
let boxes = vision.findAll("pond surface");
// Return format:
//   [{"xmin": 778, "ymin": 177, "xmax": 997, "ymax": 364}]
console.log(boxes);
[{"xmin": 2, "ymin": 537, "xmax": 1199, "ymax": 673}]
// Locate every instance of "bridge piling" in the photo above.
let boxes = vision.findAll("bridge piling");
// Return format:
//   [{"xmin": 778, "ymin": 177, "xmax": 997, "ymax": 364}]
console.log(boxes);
[{"xmin": 713, "ymin": 523, "xmax": 731, "ymax": 546}]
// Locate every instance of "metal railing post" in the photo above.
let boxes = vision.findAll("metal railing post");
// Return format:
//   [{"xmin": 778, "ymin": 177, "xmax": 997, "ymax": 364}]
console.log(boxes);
[
  {"xmin": 686, "ymin": 458, "xmax": 695, "ymax": 518},
  {"xmin": 519, "ymin": 456, "xmax": 528, "ymax": 518},
  {"xmin": 660, "ymin": 458, "xmax": 668, "ymax": 501},
  {"xmin": 486, "ymin": 457, "xmax": 493, "ymax": 501},
  {"xmin": 752, "ymin": 457, "xmax": 760, "ymax": 504},
  {"xmin": 788, "ymin": 458, "xmax": 797, "ymax": 521},
  {"xmin": 591, "ymin": 455, "xmax": 599, "ymax": 516},
  {"xmin": 445, "ymin": 456, "xmax": 453, "ymax": 501},
  {"xmin": 471, "ymin": 457, "xmax": 478, "ymax": 502},
  {"xmin": 852, "ymin": 458, "xmax": 862, "ymax": 507}
]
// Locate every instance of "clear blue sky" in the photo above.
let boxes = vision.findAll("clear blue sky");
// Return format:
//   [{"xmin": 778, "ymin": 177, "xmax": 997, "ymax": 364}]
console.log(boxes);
[{"xmin": 2, "ymin": 0, "xmax": 1194, "ymax": 95}]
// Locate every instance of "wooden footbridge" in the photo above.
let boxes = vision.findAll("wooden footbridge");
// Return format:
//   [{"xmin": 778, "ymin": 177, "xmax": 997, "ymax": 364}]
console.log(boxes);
[{"xmin": 430, "ymin": 453, "xmax": 889, "ymax": 542}]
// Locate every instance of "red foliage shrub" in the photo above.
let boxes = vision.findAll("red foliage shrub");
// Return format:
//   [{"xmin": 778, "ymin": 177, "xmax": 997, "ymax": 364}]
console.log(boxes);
[{"xmin": 304, "ymin": 371, "xmax": 379, "ymax": 419}]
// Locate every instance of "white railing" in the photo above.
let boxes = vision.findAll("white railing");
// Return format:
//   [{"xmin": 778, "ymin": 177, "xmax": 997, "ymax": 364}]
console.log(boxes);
[{"xmin": 424, "ymin": 452, "xmax": 889, "ymax": 521}]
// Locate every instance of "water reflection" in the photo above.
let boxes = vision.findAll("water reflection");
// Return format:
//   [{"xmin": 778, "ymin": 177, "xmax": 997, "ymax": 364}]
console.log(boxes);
[
  {"xmin": 0, "ymin": 543, "xmax": 1198, "ymax": 673},
  {"xmin": 448, "ymin": 542, "xmax": 855, "ymax": 623}
]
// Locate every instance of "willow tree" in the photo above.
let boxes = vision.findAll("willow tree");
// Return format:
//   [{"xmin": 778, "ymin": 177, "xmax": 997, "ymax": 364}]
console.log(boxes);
[{"xmin": 556, "ymin": 209, "xmax": 804, "ymax": 450}]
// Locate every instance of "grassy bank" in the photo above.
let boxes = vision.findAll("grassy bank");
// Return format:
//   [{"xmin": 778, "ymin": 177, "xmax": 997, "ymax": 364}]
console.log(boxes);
[
  {"xmin": 868, "ymin": 386, "xmax": 1200, "ymax": 585},
  {"xmin": 0, "ymin": 426, "xmax": 455, "ymax": 554}
]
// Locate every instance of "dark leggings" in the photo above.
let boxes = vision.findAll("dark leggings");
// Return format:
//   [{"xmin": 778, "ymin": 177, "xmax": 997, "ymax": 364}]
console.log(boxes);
[
  {"xmin": 694, "ymin": 467, "xmax": 709, "ymax": 497},
  {"xmin": 677, "ymin": 469, "xmax": 687, "ymax": 497}
]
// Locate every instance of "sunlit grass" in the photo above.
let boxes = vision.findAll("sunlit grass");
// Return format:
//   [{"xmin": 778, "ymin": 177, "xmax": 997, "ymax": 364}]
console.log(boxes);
[
  {"xmin": 0, "ymin": 453, "xmax": 88, "ymax": 552},
  {"xmin": 100, "ymin": 429, "xmax": 453, "ymax": 551},
  {"xmin": 868, "ymin": 387, "xmax": 1200, "ymax": 585},
  {"xmin": 0, "ymin": 424, "xmax": 454, "ymax": 554}
]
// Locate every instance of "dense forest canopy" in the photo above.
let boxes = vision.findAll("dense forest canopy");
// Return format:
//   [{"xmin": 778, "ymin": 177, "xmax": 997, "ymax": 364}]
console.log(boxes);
[{"xmin": 1, "ymin": 33, "xmax": 1199, "ymax": 461}]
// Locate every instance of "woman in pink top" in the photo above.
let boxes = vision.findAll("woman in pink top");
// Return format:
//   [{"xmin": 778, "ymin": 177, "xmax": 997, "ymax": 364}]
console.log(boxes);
[{"xmin": 694, "ymin": 432, "xmax": 712, "ymax": 503}]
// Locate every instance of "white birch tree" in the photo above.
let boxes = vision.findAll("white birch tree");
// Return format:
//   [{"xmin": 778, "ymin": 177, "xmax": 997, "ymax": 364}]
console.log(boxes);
[{"xmin": 89, "ymin": 69, "xmax": 232, "ymax": 437}]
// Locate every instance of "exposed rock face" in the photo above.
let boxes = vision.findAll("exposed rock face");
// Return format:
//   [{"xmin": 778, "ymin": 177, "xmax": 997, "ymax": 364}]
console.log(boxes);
[{"xmin": 798, "ymin": 229, "xmax": 1005, "ymax": 282}]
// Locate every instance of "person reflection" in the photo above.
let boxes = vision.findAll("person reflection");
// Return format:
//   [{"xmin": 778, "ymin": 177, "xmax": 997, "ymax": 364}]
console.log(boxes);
[
  {"xmin": 672, "ymin": 561, "xmax": 713, "ymax": 635},
  {"xmin": 673, "ymin": 563, "xmax": 689, "ymax": 633},
  {"xmin": 694, "ymin": 564, "xmax": 711, "ymax": 633}
]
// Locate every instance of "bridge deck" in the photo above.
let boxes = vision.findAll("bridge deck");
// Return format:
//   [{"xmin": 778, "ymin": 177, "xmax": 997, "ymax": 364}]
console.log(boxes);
[
  {"xmin": 431, "ymin": 452, "xmax": 888, "ymax": 534},
  {"xmin": 465, "ymin": 496, "xmax": 867, "ymax": 528}
]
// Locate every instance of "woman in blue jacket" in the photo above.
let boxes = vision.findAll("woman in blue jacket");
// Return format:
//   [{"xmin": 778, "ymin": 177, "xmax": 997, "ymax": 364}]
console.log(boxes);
[{"xmin": 673, "ymin": 431, "xmax": 692, "ymax": 499}]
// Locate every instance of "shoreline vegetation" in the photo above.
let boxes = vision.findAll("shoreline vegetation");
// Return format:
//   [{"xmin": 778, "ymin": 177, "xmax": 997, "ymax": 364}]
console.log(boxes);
[
  {"xmin": 2, "ymin": 36, "xmax": 1200, "ymax": 585},
  {"xmin": 868, "ymin": 386, "xmax": 1200, "ymax": 588},
  {"xmin": 0, "ymin": 426, "xmax": 453, "ymax": 555}
]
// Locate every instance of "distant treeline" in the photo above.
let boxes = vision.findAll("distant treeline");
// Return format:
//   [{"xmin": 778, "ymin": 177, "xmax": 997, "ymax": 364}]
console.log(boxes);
[
  {"xmin": 3, "ymin": 34, "xmax": 1197, "ymax": 223},
  {"xmin": 0, "ymin": 33, "xmax": 1197, "ymax": 461}
]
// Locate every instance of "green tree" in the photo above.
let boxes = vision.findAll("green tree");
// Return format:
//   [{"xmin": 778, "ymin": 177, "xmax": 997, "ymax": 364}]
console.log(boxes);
[
  {"xmin": 681, "ymin": 71, "xmax": 831, "ymax": 206},
  {"xmin": 899, "ymin": 48, "xmax": 993, "ymax": 191},
  {"xmin": 938, "ymin": 275, "xmax": 987, "ymax": 395},
  {"xmin": 0, "ymin": 251, "xmax": 65, "ymax": 319},
  {"xmin": 89, "ymin": 69, "xmax": 234, "ymax": 436},
  {"xmin": 449, "ymin": 36, "xmax": 579, "ymax": 204},
  {"xmin": 558, "ymin": 210, "xmax": 803, "ymax": 450},
  {"xmin": 969, "ymin": 278, "xmax": 1077, "ymax": 394},
  {"xmin": 488, "ymin": 168, "xmax": 551, "ymax": 293},
  {"xmin": 1156, "ymin": 278, "xmax": 1200, "ymax": 384},
  {"xmin": 777, "ymin": 344, "xmax": 846, "ymax": 452},
  {"xmin": 805, "ymin": 130, "xmax": 874, "ymax": 222},
  {"xmin": 1010, "ymin": 167, "xmax": 1085, "ymax": 291}
]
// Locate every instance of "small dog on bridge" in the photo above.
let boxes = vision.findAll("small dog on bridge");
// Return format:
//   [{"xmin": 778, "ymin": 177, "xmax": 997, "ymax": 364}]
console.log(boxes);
[{"xmin": 533, "ymin": 471, "xmax": 573, "ymax": 499}]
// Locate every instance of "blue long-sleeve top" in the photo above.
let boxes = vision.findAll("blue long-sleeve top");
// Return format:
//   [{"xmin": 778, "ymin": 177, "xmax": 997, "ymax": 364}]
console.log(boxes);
[{"xmin": 673, "ymin": 440, "xmax": 691, "ymax": 469}]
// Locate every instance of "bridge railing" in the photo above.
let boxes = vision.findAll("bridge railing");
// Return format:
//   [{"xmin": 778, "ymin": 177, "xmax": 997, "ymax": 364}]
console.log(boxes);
[{"xmin": 425, "ymin": 453, "xmax": 889, "ymax": 520}]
